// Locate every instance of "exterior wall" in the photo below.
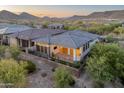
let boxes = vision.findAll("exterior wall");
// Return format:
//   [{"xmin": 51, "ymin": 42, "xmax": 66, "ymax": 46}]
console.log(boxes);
[
  {"xmin": 89, "ymin": 38, "xmax": 99, "ymax": 47},
  {"xmin": 9, "ymin": 37, "xmax": 18, "ymax": 47},
  {"xmin": 80, "ymin": 38, "xmax": 99, "ymax": 60},
  {"xmin": 0, "ymin": 35, "xmax": 3, "ymax": 45}
]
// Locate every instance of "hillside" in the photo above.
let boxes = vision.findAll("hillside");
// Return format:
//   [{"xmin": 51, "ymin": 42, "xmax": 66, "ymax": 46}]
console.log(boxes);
[
  {"xmin": 0, "ymin": 10, "xmax": 18, "ymax": 19},
  {"xmin": 19, "ymin": 12, "xmax": 41, "ymax": 20},
  {"xmin": 87, "ymin": 10, "xmax": 124, "ymax": 19},
  {"xmin": 0, "ymin": 10, "xmax": 40, "ymax": 20}
]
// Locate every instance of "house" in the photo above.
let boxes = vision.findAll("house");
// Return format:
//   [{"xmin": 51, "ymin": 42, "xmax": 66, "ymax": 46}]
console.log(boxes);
[
  {"xmin": 33, "ymin": 30, "xmax": 100, "ymax": 62},
  {"xmin": 48, "ymin": 23, "xmax": 64, "ymax": 29},
  {"xmin": 10, "ymin": 27, "xmax": 100, "ymax": 63},
  {"xmin": 0, "ymin": 23, "xmax": 31, "ymax": 45},
  {"xmin": 9, "ymin": 28, "xmax": 66, "ymax": 52},
  {"xmin": 34, "ymin": 24, "xmax": 42, "ymax": 29},
  {"xmin": 122, "ymin": 22, "xmax": 124, "ymax": 27}
]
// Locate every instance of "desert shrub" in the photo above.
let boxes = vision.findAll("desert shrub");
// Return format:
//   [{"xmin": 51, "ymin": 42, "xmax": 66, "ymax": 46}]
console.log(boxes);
[
  {"xmin": 9, "ymin": 46, "xmax": 21, "ymax": 60},
  {"xmin": 0, "ymin": 45, "xmax": 7, "ymax": 58},
  {"xmin": 113, "ymin": 27, "xmax": 124, "ymax": 35},
  {"xmin": 86, "ymin": 43, "xmax": 124, "ymax": 86},
  {"xmin": 54, "ymin": 67, "xmax": 75, "ymax": 88},
  {"xmin": 69, "ymin": 62, "xmax": 81, "ymax": 68},
  {"xmin": 23, "ymin": 61, "xmax": 36, "ymax": 74},
  {"xmin": 105, "ymin": 35, "xmax": 115, "ymax": 43},
  {"xmin": 93, "ymin": 81, "xmax": 104, "ymax": 88},
  {"xmin": 0, "ymin": 59, "xmax": 27, "ymax": 88}
]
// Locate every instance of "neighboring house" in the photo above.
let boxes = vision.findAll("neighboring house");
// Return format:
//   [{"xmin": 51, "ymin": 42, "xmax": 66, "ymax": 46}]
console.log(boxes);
[
  {"xmin": 9, "ymin": 28, "xmax": 66, "ymax": 52},
  {"xmin": 33, "ymin": 30, "xmax": 100, "ymax": 62},
  {"xmin": 122, "ymin": 22, "xmax": 124, "ymax": 27},
  {"xmin": 48, "ymin": 23, "xmax": 64, "ymax": 29},
  {"xmin": 0, "ymin": 23, "xmax": 31, "ymax": 45},
  {"xmin": 34, "ymin": 24, "xmax": 42, "ymax": 29}
]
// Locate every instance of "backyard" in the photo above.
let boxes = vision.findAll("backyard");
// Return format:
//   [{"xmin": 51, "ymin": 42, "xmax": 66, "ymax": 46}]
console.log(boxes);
[{"xmin": 0, "ymin": 43, "xmax": 124, "ymax": 88}]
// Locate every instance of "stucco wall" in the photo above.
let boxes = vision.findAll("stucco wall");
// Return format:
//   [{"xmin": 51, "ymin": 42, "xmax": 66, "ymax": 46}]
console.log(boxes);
[{"xmin": 9, "ymin": 37, "xmax": 18, "ymax": 47}]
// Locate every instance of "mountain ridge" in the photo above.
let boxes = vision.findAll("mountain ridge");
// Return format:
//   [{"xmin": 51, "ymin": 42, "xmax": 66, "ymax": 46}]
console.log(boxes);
[{"xmin": 0, "ymin": 9, "xmax": 124, "ymax": 20}]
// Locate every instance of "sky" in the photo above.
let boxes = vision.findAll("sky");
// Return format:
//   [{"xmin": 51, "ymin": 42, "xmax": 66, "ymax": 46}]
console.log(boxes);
[{"xmin": 0, "ymin": 5, "xmax": 124, "ymax": 17}]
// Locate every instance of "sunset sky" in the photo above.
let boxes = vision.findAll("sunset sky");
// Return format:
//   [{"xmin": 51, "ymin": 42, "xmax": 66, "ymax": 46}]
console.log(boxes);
[{"xmin": 0, "ymin": 5, "xmax": 124, "ymax": 17}]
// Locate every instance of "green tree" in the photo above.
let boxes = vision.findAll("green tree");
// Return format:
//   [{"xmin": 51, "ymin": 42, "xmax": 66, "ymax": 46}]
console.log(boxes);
[
  {"xmin": 42, "ymin": 21, "xmax": 49, "ymax": 28},
  {"xmin": 86, "ymin": 43, "xmax": 124, "ymax": 86},
  {"xmin": 54, "ymin": 67, "xmax": 75, "ymax": 88},
  {"xmin": 0, "ymin": 59, "xmax": 27, "ymax": 87},
  {"xmin": 86, "ymin": 56, "xmax": 114, "ymax": 82}
]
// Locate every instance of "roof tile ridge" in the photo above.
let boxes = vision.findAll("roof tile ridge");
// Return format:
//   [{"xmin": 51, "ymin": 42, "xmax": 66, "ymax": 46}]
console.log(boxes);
[{"xmin": 67, "ymin": 32, "xmax": 78, "ymax": 48}]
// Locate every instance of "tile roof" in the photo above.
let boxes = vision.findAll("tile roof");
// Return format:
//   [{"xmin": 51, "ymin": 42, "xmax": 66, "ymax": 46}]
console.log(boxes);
[
  {"xmin": 34, "ymin": 30, "xmax": 100, "ymax": 48},
  {"xmin": 10, "ymin": 28, "xmax": 66, "ymax": 40},
  {"xmin": 0, "ymin": 23, "xmax": 31, "ymax": 34}
]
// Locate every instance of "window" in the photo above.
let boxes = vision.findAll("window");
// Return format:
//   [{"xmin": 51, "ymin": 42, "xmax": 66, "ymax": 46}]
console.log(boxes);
[
  {"xmin": 87, "ymin": 42, "xmax": 89, "ymax": 48},
  {"xmin": 31, "ymin": 42, "xmax": 34, "ymax": 46},
  {"xmin": 86, "ymin": 43, "xmax": 87, "ymax": 49},
  {"xmin": 41, "ymin": 46, "xmax": 44, "ymax": 52},
  {"xmin": 44, "ymin": 47, "xmax": 47, "ymax": 54},
  {"xmin": 22, "ymin": 40, "xmax": 28, "ymax": 47},
  {"xmin": 83, "ymin": 45, "xmax": 85, "ymax": 52},
  {"xmin": 36, "ymin": 45, "xmax": 40, "ymax": 51}
]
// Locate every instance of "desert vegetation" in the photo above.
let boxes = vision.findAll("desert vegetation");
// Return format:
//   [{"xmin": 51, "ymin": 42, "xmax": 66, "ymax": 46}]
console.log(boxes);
[
  {"xmin": 86, "ymin": 43, "xmax": 124, "ymax": 87},
  {"xmin": 0, "ymin": 45, "xmax": 36, "ymax": 88},
  {"xmin": 54, "ymin": 67, "xmax": 75, "ymax": 88}
]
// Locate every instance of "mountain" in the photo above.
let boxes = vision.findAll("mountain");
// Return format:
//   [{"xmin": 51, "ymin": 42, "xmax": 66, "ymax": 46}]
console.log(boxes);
[
  {"xmin": 65, "ymin": 15, "xmax": 86, "ymax": 20},
  {"xmin": 65, "ymin": 10, "xmax": 124, "ymax": 20},
  {"xmin": 19, "ymin": 12, "xmax": 41, "ymax": 20},
  {"xmin": 0, "ymin": 10, "xmax": 41, "ymax": 20},
  {"xmin": 0, "ymin": 9, "xmax": 124, "ymax": 21},
  {"xmin": 0, "ymin": 10, "xmax": 18, "ymax": 19},
  {"xmin": 41, "ymin": 16, "xmax": 51, "ymax": 20},
  {"xmin": 87, "ymin": 10, "xmax": 124, "ymax": 19}
]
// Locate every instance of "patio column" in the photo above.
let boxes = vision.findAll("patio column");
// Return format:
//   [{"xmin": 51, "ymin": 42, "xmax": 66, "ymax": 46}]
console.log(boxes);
[
  {"xmin": 20, "ymin": 39, "xmax": 22, "ymax": 47},
  {"xmin": 73, "ymin": 49, "xmax": 77, "ymax": 61},
  {"xmin": 28, "ymin": 40, "xmax": 31, "ymax": 48},
  {"xmin": 80, "ymin": 47, "xmax": 83, "ymax": 55},
  {"xmin": 68, "ymin": 48, "xmax": 70, "ymax": 55}
]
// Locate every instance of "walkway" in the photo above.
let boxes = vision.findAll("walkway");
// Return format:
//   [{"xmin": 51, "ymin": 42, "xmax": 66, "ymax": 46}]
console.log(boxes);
[
  {"xmin": 20, "ymin": 53, "xmax": 94, "ymax": 88},
  {"xmin": 20, "ymin": 53, "xmax": 57, "ymax": 88}
]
